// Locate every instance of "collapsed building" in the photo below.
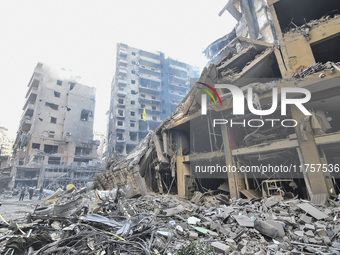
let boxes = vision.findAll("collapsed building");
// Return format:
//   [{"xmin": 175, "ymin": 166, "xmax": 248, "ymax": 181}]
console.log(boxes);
[
  {"xmin": 11, "ymin": 63, "xmax": 104, "ymax": 190},
  {"xmin": 94, "ymin": 0, "xmax": 340, "ymax": 203}
]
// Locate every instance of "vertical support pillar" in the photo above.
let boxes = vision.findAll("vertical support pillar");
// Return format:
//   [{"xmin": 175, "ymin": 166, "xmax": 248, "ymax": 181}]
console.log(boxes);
[
  {"xmin": 175, "ymin": 130, "xmax": 190, "ymax": 198},
  {"xmin": 290, "ymin": 105, "xmax": 329, "ymax": 197},
  {"xmin": 38, "ymin": 165, "xmax": 45, "ymax": 188},
  {"xmin": 221, "ymin": 125, "xmax": 244, "ymax": 198}
]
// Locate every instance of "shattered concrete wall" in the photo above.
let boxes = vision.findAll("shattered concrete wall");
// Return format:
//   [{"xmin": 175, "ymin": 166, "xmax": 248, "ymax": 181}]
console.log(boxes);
[{"xmin": 204, "ymin": 0, "xmax": 277, "ymax": 64}]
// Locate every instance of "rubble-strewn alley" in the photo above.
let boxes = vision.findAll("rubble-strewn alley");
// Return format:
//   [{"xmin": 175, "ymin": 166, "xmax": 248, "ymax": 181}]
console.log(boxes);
[{"xmin": 1, "ymin": 187, "xmax": 340, "ymax": 254}]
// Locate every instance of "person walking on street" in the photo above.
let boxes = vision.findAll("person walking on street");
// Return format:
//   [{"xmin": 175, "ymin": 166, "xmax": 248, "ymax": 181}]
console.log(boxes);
[
  {"xmin": 28, "ymin": 187, "xmax": 34, "ymax": 200},
  {"xmin": 39, "ymin": 186, "xmax": 43, "ymax": 200},
  {"xmin": 19, "ymin": 188, "xmax": 25, "ymax": 201}
]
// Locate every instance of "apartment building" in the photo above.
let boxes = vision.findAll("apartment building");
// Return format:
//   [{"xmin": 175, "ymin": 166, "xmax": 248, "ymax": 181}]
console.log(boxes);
[
  {"xmin": 107, "ymin": 44, "xmax": 200, "ymax": 155},
  {"xmin": 11, "ymin": 63, "xmax": 102, "ymax": 189},
  {"xmin": 0, "ymin": 126, "xmax": 14, "ymax": 157}
]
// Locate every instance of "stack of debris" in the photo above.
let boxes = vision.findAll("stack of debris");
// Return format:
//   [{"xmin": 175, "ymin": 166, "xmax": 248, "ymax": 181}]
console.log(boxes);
[
  {"xmin": 287, "ymin": 14, "xmax": 340, "ymax": 41},
  {"xmin": 93, "ymin": 129, "xmax": 175, "ymax": 197},
  {"xmin": 0, "ymin": 188, "xmax": 340, "ymax": 254}
]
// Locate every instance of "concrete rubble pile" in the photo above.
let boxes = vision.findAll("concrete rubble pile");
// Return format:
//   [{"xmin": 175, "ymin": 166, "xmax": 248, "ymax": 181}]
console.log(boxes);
[
  {"xmin": 1, "ymin": 187, "xmax": 340, "ymax": 254},
  {"xmin": 287, "ymin": 14, "xmax": 340, "ymax": 41}
]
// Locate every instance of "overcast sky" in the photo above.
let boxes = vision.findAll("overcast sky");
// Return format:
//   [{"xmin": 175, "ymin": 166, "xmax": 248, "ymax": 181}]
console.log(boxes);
[{"xmin": 0, "ymin": 0, "xmax": 236, "ymax": 137}]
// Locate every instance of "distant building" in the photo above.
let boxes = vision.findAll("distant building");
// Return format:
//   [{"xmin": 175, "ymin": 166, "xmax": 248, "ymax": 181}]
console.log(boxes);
[
  {"xmin": 11, "ymin": 63, "xmax": 103, "ymax": 189},
  {"xmin": 0, "ymin": 126, "xmax": 14, "ymax": 157},
  {"xmin": 94, "ymin": 132, "xmax": 106, "ymax": 161},
  {"xmin": 107, "ymin": 43, "xmax": 200, "ymax": 155}
]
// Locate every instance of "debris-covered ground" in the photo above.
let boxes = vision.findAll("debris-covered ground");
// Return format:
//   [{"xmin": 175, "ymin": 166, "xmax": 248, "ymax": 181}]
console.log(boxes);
[{"xmin": 1, "ymin": 187, "xmax": 340, "ymax": 254}]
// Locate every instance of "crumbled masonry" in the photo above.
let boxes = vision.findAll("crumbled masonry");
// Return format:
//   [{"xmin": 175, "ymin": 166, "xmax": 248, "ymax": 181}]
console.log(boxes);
[
  {"xmin": 1, "ymin": 188, "xmax": 340, "ymax": 254},
  {"xmin": 2, "ymin": 0, "xmax": 340, "ymax": 253}
]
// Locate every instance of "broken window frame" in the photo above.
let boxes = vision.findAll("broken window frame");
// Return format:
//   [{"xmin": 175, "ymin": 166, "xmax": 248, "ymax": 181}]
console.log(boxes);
[
  {"xmin": 50, "ymin": 117, "xmax": 57, "ymax": 124},
  {"xmin": 44, "ymin": 144, "xmax": 58, "ymax": 154},
  {"xmin": 45, "ymin": 102, "xmax": 59, "ymax": 110},
  {"xmin": 80, "ymin": 109, "xmax": 92, "ymax": 121},
  {"xmin": 54, "ymin": 91, "xmax": 61, "ymax": 98}
]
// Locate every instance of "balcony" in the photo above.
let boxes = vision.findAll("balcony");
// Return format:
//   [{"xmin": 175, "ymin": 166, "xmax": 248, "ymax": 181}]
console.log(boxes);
[
  {"xmin": 119, "ymin": 58, "xmax": 128, "ymax": 66},
  {"xmin": 139, "ymin": 55, "xmax": 161, "ymax": 65},
  {"xmin": 21, "ymin": 117, "xmax": 32, "ymax": 132},
  {"xmin": 139, "ymin": 73, "xmax": 161, "ymax": 82},
  {"xmin": 22, "ymin": 102, "xmax": 35, "ymax": 112},
  {"xmin": 139, "ymin": 84, "xmax": 161, "ymax": 94},
  {"xmin": 27, "ymin": 72, "xmax": 41, "ymax": 88},
  {"xmin": 25, "ymin": 83, "xmax": 39, "ymax": 98},
  {"xmin": 118, "ymin": 68, "xmax": 128, "ymax": 75},
  {"xmin": 169, "ymin": 64, "xmax": 188, "ymax": 72},
  {"xmin": 23, "ymin": 103, "xmax": 34, "ymax": 118},
  {"xmin": 139, "ymin": 65, "xmax": 161, "ymax": 74},
  {"xmin": 117, "ymin": 103, "xmax": 126, "ymax": 108},
  {"xmin": 139, "ymin": 108, "xmax": 161, "ymax": 115},
  {"xmin": 139, "ymin": 97, "xmax": 153, "ymax": 104},
  {"xmin": 173, "ymin": 75, "xmax": 188, "ymax": 82},
  {"xmin": 119, "ymin": 47, "xmax": 128, "ymax": 57},
  {"xmin": 117, "ymin": 91, "xmax": 126, "ymax": 97},
  {"xmin": 117, "ymin": 79, "xmax": 127, "ymax": 86},
  {"xmin": 169, "ymin": 82, "xmax": 188, "ymax": 90},
  {"xmin": 115, "ymin": 126, "xmax": 125, "ymax": 132},
  {"xmin": 152, "ymin": 99, "xmax": 161, "ymax": 104},
  {"xmin": 139, "ymin": 97, "xmax": 161, "ymax": 105},
  {"xmin": 116, "ymin": 115, "xmax": 125, "ymax": 120}
]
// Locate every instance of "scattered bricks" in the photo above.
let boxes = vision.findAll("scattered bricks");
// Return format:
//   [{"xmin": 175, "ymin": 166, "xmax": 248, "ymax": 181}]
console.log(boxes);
[
  {"xmin": 209, "ymin": 221, "xmax": 220, "ymax": 231},
  {"xmin": 189, "ymin": 231, "xmax": 198, "ymax": 240},
  {"xmin": 305, "ymin": 223, "xmax": 315, "ymax": 230},
  {"xmin": 305, "ymin": 230, "xmax": 315, "ymax": 237},
  {"xmin": 229, "ymin": 231, "xmax": 237, "ymax": 238},
  {"xmin": 322, "ymin": 236, "xmax": 331, "ymax": 245},
  {"xmin": 266, "ymin": 220, "xmax": 285, "ymax": 238},
  {"xmin": 316, "ymin": 229, "xmax": 328, "ymax": 237},
  {"xmin": 225, "ymin": 238, "xmax": 237, "ymax": 250},
  {"xmin": 315, "ymin": 222, "xmax": 326, "ymax": 229},
  {"xmin": 208, "ymin": 231, "xmax": 219, "ymax": 237},
  {"xmin": 303, "ymin": 236, "xmax": 309, "ymax": 243},
  {"xmin": 265, "ymin": 197, "xmax": 279, "ymax": 208},
  {"xmin": 300, "ymin": 214, "xmax": 312, "ymax": 224},
  {"xmin": 211, "ymin": 242, "xmax": 231, "ymax": 254},
  {"xmin": 219, "ymin": 227, "xmax": 230, "ymax": 235},
  {"xmin": 324, "ymin": 209, "xmax": 332, "ymax": 215},
  {"xmin": 308, "ymin": 238, "xmax": 318, "ymax": 244},
  {"xmin": 254, "ymin": 251, "xmax": 266, "ymax": 255},
  {"xmin": 294, "ymin": 230, "xmax": 304, "ymax": 237}
]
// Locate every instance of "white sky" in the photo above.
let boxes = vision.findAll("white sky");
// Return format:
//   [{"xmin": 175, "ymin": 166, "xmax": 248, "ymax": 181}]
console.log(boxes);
[{"xmin": 0, "ymin": 0, "xmax": 236, "ymax": 137}]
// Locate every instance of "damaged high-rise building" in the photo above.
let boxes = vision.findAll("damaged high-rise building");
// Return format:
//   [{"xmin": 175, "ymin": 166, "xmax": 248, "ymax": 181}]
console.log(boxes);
[
  {"xmin": 11, "ymin": 63, "xmax": 104, "ymax": 189},
  {"xmin": 107, "ymin": 43, "xmax": 200, "ymax": 156},
  {"xmin": 95, "ymin": 0, "xmax": 340, "ymax": 204}
]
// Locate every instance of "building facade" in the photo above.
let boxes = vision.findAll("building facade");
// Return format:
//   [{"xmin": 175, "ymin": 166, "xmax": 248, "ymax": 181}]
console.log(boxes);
[
  {"xmin": 11, "ymin": 63, "xmax": 102, "ymax": 189},
  {"xmin": 107, "ymin": 43, "xmax": 200, "ymax": 155},
  {"xmin": 0, "ymin": 126, "xmax": 14, "ymax": 157}
]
